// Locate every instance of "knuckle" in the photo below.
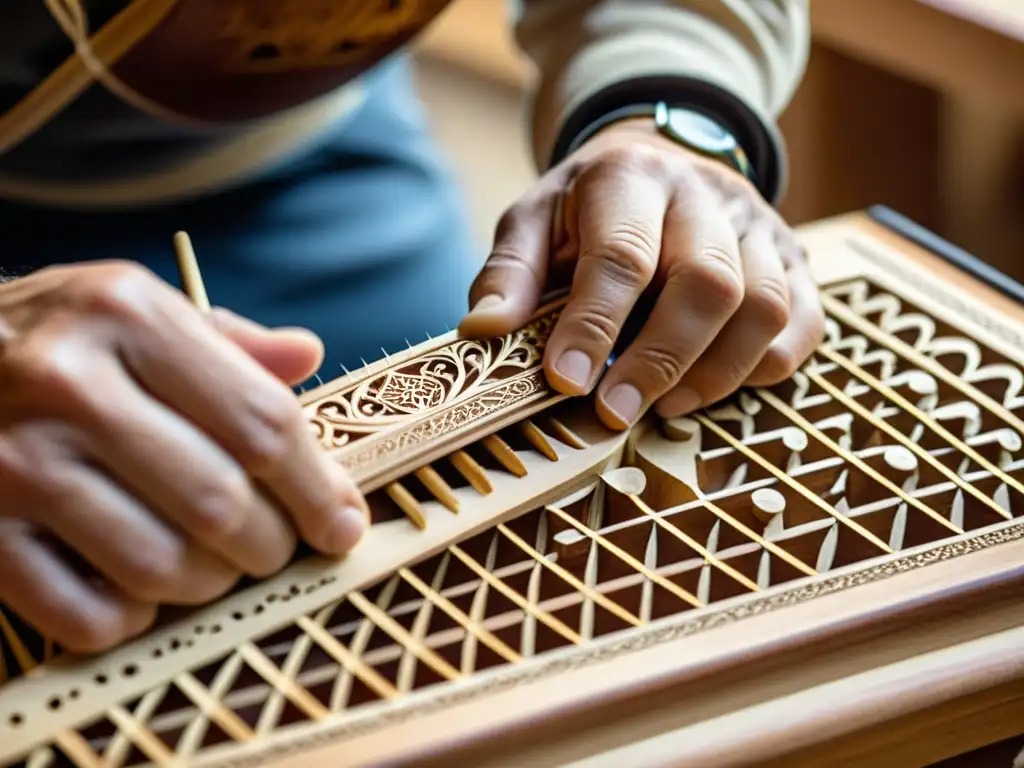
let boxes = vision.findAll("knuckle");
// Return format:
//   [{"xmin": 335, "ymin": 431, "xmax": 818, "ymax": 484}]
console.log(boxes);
[
  {"xmin": 73, "ymin": 262, "xmax": 158, "ymax": 321},
  {"xmin": 2, "ymin": 335, "xmax": 96, "ymax": 405},
  {"xmin": 778, "ymin": 233, "xmax": 808, "ymax": 268},
  {"xmin": 494, "ymin": 204, "xmax": 530, "ymax": 238},
  {"xmin": 746, "ymin": 277, "xmax": 791, "ymax": 332},
  {"xmin": 122, "ymin": 545, "xmax": 189, "ymax": 603},
  {"xmin": 580, "ymin": 229, "xmax": 657, "ymax": 288},
  {"xmin": 0, "ymin": 427, "xmax": 66, "ymax": 503},
  {"xmin": 761, "ymin": 346, "xmax": 801, "ymax": 382},
  {"xmin": 635, "ymin": 345, "xmax": 687, "ymax": 387},
  {"xmin": 483, "ymin": 249, "xmax": 540, "ymax": 281},
  {"xmin": 34, "ymin": 355, "xmax": 86, "ymax": 403},
  {"xmin": 65, "ymin": 613, "xmax": 126, "ymax": 655},
  {"xmin": 177, "ymin": 567, "xmax": 241, "ymax": 606},
  {"xmin": 566, "ymin": 306, "xmax": 620, "ymax": 349},
  {"xmin": 693, "ymin": 359, "xmax": 748, "ymax": 404},
  {"xmin": 689, "ymin": 246, "xmax": 744, "ymax": 308},
  {"xmin": 597, "ymin": 143, "xmax": 666, "ymax": 176},
  {"xmin": 0, "ymin": 433, "xmax": 33, "ymax": 495},
  {"xmin": 189, "ymin": 471, "xmax": 254, "ymax": 542},
  {"xmin": 236, "ymin": 385, "xmax": 304, "ymax": 475},
  {"xmin": 721, "ymin": 357, "xmax": 753, "ymax": 389}
]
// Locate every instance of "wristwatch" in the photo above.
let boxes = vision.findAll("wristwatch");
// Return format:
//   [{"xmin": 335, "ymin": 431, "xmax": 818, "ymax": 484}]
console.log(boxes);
[{"xmin": 563, "ymin": 100, "xmax": 755, "ymax": 185}]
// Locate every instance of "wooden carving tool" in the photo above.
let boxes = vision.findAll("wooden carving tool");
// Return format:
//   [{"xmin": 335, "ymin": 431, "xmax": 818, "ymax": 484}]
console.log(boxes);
[
  {"xmin": 1, "ymin": 210, "xmax": 1023, "ymax": 768},
  {"xmin": 172, "ymin": 231, "xmax": 210, "ymax": 312},
  {"xmin": 168, "ymin": 232, "xmax": 551, "ymax": 529}
]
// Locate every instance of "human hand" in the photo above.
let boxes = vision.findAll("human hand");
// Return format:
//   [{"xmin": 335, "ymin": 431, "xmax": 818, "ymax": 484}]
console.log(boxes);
[
  {"xmin": 460, "ymin": 117, "xmax": 825, "ymax": 429},
  {"xmin": 0, "ymin": 263, "xmax": 368, "ymax": 653}
]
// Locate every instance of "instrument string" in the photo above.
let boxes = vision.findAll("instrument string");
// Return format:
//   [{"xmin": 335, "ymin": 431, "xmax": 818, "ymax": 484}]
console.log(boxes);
[{"xmin": 43, "ymin": 0, "xmax": 200, "ymax": 128}]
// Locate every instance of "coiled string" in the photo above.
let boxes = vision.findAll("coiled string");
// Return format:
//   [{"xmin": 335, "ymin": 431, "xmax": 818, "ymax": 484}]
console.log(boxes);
[
  {"xmin": 0, "ymin": 0, "xmax": 185, "ymax": 157},
  {"xmin": 44, "ymin": 0, "xmax": 201, "ymax": 126}
]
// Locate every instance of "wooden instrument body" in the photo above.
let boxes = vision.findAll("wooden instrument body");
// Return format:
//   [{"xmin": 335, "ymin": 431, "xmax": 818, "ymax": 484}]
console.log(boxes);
[{"xmin": 1, "ymin": 209, "xmax": 1022, "ymax": 767}]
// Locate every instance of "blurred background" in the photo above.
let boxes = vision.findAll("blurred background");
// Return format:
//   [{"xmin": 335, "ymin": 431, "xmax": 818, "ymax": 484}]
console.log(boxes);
[{"xmin": 409, "ymin": 0, "xmax": 1024, "ymax": 281}]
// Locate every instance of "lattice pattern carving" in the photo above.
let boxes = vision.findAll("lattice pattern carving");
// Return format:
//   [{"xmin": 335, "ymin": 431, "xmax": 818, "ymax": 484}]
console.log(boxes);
[{"xmin": 1, "ymin": 269, "xmax": 1022, "ymax": 767}]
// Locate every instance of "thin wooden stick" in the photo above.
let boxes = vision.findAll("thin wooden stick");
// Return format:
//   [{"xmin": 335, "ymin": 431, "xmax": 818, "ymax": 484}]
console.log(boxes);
[{"xmin": 173, "ymin": 231, "xmax": 210, "ymax": 312}]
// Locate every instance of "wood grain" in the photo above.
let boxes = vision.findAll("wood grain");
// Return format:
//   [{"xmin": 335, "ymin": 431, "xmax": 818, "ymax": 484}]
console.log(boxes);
[{"xmin": 3, "ymin": 211, "xmax": 1022, "ymax": 768}]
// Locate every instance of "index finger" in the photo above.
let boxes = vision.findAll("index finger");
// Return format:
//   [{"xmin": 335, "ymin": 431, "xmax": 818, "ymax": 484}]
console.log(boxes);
[
  {"xmin": 543, "ymin": 154, "xmax": 669, "ymax": 396},
  {"xmin": 118, "ymin": 274, "xmax": 368, "ymax": 556}
]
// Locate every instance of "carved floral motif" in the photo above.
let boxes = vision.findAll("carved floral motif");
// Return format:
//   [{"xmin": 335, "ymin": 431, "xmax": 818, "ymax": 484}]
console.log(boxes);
[
  {"xmin": 4, "ymin": 234, "xmax": 1024, "ymax": 768},
  {"xmin": 306, "ymin": 311, "xmax": 559, "ymax": 452},
  {"xmin": 336, "ymin": 372, "xmax": 546, "ymax": 471}
]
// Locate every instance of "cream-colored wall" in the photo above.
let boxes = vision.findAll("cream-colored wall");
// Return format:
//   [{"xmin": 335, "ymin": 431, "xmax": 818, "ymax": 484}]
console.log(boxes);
[{"xmin": 412, "ymin": 57, "xmax": 537, "ymax": 254}]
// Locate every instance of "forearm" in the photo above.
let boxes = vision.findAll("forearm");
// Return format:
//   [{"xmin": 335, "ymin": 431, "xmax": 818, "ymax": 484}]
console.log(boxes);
[{"xmin": 513, "ymin": 0, "xmax": 810, "ymax": 205}]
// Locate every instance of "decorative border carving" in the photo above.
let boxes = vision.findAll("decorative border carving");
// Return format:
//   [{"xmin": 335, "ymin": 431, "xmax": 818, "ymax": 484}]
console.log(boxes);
[
  {"xmin": 209, "ymin": 520, "xmax": 1024, "ymax": 768},
  {"xmin": 848, "ymin": 238, "xmax": 1024, "ymax": 350},
  {"xmin": 335, "ymin": 370, "xmax": 548, "ymax": 472},
  {"xmin": 6, "ymin": 227, "xmax": 1024, "ymax": 767},
  {"xmin": 304, "ymin": 307, "xmax": 562, "ymax": 488},
  {"xmin": 201, "ymin": 230, "xmax": 1024, "ymax": 767}
]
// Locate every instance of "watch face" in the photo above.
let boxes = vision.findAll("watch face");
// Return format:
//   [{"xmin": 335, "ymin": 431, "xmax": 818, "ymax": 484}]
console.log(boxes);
[{"xmin": 667, "ymin": 109, "xmax": 736, "ymax": 154}]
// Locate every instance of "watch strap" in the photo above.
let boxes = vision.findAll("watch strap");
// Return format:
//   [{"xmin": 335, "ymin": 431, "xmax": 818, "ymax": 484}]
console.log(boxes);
[
  {"xmin": 562, "ymin": 103, "xmax": 658, "ymax": 158},
  {"xmin": 560, "ymin": 100, "xmax": 757, "ymax": 187},
  {"xmin": 547, "ymin": 75, "xmax": 787, "ymax": 205}
]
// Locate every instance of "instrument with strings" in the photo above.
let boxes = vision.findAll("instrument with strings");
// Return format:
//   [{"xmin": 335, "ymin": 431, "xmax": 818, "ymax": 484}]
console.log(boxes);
[{"xmin": 0, "ymin": 207, "xmax": 1022, "ymax": 767}]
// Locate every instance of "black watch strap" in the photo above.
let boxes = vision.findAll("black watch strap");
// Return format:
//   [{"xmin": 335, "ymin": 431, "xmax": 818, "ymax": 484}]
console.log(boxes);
[
  {"xmin": 562, "ymin": 103, "xmax": 659, "ymax": 158},
  {"xmin": 548, "ymin": 75, "xmax": 787, "ymax": 205},
  {"xmin": 562, "ymin": 101, "xmax": 755, "ymax": 186}
]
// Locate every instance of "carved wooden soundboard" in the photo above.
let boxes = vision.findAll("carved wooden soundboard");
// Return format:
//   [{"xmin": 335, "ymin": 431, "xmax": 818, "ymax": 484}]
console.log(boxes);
[{"xmin": 1, "ymin": 208, "xmax": 1022, "ymax": 768}]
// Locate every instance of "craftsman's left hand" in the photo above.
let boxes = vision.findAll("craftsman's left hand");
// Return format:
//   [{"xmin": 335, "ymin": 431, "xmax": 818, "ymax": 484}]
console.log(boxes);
[{"xmin": 460, "ymin": 118, "xmax": 826, "ymax": 429}]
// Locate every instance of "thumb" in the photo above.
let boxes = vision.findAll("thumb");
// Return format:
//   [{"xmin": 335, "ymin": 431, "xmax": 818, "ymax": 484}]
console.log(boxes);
[
  {"xmin": 209, "ymin": 307, "xmax": 325, "ymax": 386},
  {"xmin": 458, "ymin": 195, "xmax": 555, "ymax": 339}
]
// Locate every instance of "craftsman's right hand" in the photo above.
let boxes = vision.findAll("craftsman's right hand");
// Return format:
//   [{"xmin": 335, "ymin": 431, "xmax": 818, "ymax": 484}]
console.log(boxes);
[{"xmin": 0, "ymin": 262, "xmax": 369, "ymax": 654}]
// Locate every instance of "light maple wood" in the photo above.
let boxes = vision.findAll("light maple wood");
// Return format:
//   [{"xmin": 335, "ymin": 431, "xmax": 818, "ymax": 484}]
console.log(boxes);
[
  {"xmin": 0, "ymin": 210, "xmax": 1021, "ymax": 768},
  {"xmin": 172, "ymin": 231, "xmax": 210, "ymax": 313}
]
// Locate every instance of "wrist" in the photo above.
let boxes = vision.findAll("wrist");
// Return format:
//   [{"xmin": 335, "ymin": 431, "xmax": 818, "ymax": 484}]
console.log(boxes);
[
  {"xmin": 565, "ymin": 102, "xmax": 756, "ymax": 187},
  {"xmin": 590, "ymin": 115, "xmax": 657, "ymax": 139},
  {"xmin": 548, "ymin": 76, "xmax": 787, "ymax": 205},
  {"xmin": 589, "ymin": 115, "xmax": 752, "ymax": 181}
]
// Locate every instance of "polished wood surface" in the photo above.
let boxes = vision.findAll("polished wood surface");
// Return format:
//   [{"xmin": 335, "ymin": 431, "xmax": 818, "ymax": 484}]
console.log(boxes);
[
  {"xmin": 259, "ymin": 210, "xmax": 1024, "ymax": 768},
  {"xmin": 2, "ymin": 210, "xmax": 1019, "ymax": 768}
]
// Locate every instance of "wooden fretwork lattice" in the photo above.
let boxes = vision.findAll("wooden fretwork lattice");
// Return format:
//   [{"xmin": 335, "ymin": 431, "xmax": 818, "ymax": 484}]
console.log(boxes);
[{"xmin": 1, "ymin": 216, "xmax": 1023, "ymax": 767}]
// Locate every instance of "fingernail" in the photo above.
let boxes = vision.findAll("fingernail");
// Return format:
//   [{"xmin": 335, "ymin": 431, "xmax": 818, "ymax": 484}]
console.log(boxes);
[
  {"xmin": 603, "ymin": 383, "xmax": 643, "ymax": 425},
  {"xmin": 325, "ymin": 506, "xmax": 368, "ymax": 553},
  {"xmin": 470, "ymin": 294, "xmax": 506, "ymax": 314},
  {"xmin": 555, "ymin": 349, "xmax": 593, "ymax": 389},
  {"xmin": 669, "ymin": 387, "xmax": 703, "ymax": 415}
]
